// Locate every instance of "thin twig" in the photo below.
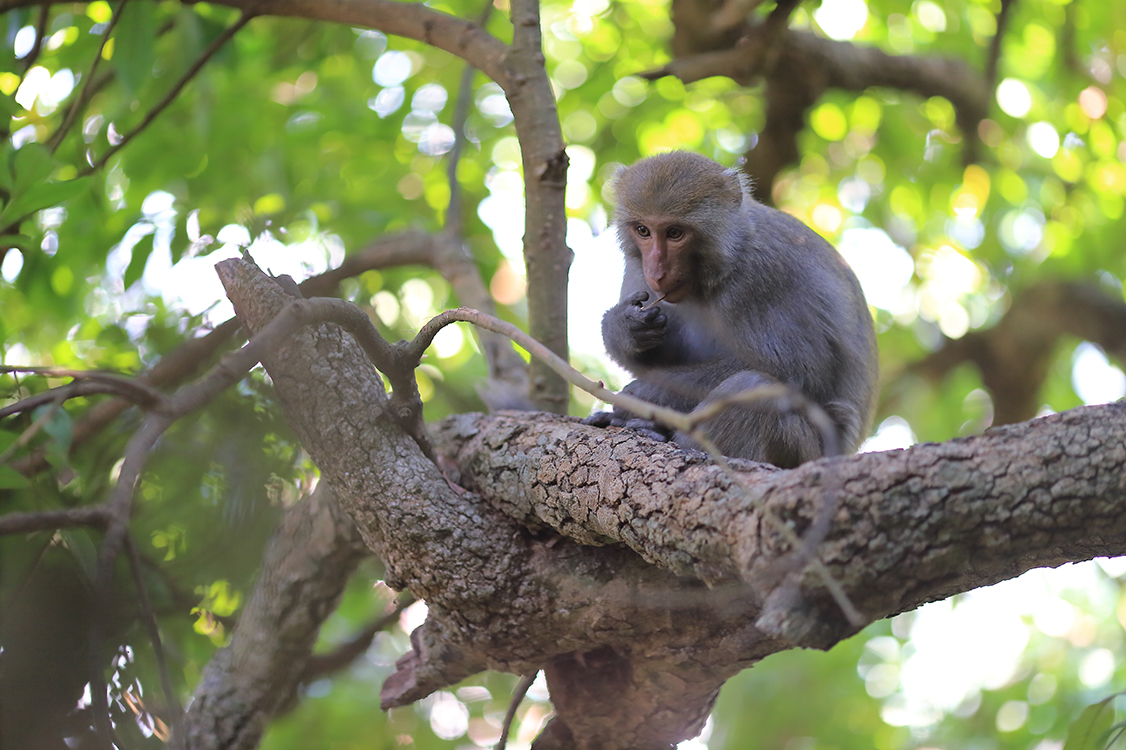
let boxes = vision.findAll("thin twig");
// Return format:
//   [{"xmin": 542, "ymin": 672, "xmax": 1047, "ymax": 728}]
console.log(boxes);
[
  {"xmin": 126, "ymin": 534, "xmax": 183, "ymax": 720},
  {"xmin": 0, "ymin": 366, "xmax": 170, "ymax": 419},
  {"xmin": 20, "ymin": 4, "xmax": 50, "ymax": 73},
  {"xmin": 48, "ymin": 0, "xmax": 129, "ymax": 154},
  {"xmin": 496, "ymin": 672, "xmax": 537, "ymax": 750},
  {"xmin": 80, "ymin": 12, "xmax": 254, "ymax": 176},
  {"xmin": 300, "ymin": 595, "xmax": 415, "ymax": 680}
]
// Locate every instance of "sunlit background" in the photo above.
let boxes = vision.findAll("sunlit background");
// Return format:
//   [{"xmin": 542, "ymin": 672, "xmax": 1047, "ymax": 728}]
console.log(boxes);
[{"xmin": 3, "ymin": 0, "xmax": 1126, "ymax": 747}]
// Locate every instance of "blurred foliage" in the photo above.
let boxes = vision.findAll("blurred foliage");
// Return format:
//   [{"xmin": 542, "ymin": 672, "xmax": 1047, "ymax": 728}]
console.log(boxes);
[{"xmin": 1, "ymin": 0, "xmax": 1126, "ymax": 747}]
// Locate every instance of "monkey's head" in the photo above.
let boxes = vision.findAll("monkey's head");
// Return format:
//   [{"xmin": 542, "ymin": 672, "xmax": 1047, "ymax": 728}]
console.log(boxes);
[{"xmin": 612, "ymin": 151, "xmax": 748, "ymax": 302}]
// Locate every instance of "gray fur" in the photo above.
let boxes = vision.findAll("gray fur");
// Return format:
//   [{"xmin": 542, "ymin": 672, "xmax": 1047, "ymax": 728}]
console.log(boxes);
[{"xmin": 593, "ymin": 152, "xmax": 878, "ymax": 467}]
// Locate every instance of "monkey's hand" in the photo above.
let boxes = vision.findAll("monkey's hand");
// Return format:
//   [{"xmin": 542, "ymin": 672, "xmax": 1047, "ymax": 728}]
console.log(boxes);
[
  {"xmin": 602, "ymin": 291, "xmax": 667, "ymax": 360},
  {"xmin": 583, "ymin": 411, "xmax": 671, "ymax": 444}
]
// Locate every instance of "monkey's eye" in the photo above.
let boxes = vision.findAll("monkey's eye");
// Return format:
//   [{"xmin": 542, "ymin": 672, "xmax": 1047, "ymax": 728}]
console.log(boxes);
[
  {"xmin": 634, "ymin": 225, "xmax": 651, "ymax": 238},
  {"xmin": 666, "ymin": 226, "xmax": 685, "ymax": 240}
]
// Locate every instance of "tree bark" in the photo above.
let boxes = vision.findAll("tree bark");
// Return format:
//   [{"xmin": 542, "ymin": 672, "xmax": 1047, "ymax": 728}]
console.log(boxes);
[{"xmin": 199, "ymin": 259, "xmax": 1126, "ymax": 749}]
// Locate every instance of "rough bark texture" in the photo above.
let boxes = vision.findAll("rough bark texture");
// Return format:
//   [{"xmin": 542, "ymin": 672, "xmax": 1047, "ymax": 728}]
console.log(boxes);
[
  {"xmin": 432, "ymin": 407, "xmax": 1126, "ymax": 635},
  {"xmin": 506, "ymin": 0, "xmax": 573, "ymax": 413},
  {"xmin": 198, "ymin": 260, "xmax": 1126, "ymax": 750},
  {"xmin": 211, "ymin": 260, "xmax": 773, "ymax": 748}
]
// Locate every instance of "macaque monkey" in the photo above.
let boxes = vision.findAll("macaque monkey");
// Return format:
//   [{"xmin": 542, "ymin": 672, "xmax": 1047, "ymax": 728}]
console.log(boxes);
[{"xmin": 588, "ymin": 151, "xmax": 878, "ymax": 468}]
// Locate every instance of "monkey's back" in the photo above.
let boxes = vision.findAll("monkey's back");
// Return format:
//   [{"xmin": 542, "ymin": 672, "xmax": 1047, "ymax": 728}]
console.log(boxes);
[{"xmin": 726, "ymin": 200, "xmax": 879, "ymax": 451}]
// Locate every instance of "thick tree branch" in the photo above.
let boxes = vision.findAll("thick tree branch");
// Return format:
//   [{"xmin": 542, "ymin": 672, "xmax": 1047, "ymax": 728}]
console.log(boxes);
[
  {"xmin": 432, "ymin": 404, "xmax": 1126, "ymax": 643},
  {"xmin": 209, "ymin": 259, "xmax": 1126, "ymax": 749}
]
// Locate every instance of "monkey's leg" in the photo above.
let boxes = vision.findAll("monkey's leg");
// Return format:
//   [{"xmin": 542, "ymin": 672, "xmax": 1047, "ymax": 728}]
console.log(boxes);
[
  {"xmin": 583, "ymin": 378, "xmax": 703, "ymax": 443},
  {"xmin": 675, "ymin": 371, "xmax": 826, "ymax": 468}
]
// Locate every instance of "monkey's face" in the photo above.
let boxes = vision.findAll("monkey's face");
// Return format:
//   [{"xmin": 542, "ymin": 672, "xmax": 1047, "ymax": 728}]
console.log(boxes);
[{"xmin": 627, "ymin": 219, "xmax": 696, "ymax": 303}]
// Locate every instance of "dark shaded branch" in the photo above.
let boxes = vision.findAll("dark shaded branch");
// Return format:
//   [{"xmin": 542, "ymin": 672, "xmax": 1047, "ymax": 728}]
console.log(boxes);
[
  {"xmin": 1059, "ymin": 1, "xmax": 1096, "ymax": 80},
  {"xmin": 19, "ymin": 4, "xmax": 50, "ymax": 73},
  {"xmin": 89, "ymin": 414, "xmax": 170, "ymax": 744},
  {"xmin": 0, "ymin": 506, "xmax": 110, "ymax": 535},
  {"xmin": 445, "ymin": 0, "xmax": 494, "ymax": 236},
  {"xmin": 125, "ymin": 534, "xmax": 183, "ymax": 720},
  {"xmin": 984, "ymin": 0, "xmax": 1014, "ymax": 94},
  {"xmin": 646, "ymin": 22, "xmax": 990, "ymax": 195},
  {"xmin": 709, "ymin": 0, "xmax": 766, "ymax": 36},
  {"xmin": 908, "ymin": 281, "xmax": 1126, "ymax": 425}
]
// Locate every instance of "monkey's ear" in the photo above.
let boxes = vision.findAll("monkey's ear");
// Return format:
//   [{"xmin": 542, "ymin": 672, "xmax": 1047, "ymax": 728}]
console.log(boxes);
[{"xmin": 723, "ymin": 168, "xmax": 749, "ymax": 206}]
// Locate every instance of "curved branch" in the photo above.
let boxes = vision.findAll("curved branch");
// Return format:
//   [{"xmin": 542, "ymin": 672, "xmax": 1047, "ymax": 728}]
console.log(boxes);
[{"xmin": 209, "ymin": 0, "xmax": 510, "ymax": 83}]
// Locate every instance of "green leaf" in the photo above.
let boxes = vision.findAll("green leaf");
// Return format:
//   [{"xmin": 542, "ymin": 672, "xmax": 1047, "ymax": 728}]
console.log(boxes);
[
  {"xmin": 10, "ymin": 142, "xmax": 55, "ymax": 194},
  {"xmin": 0, "ymin": 177, "xmax": 91, "ymax": 224},
  {"xmin": 0, "ymin": 233, "xmax": 35, "ymax": 250},
  {"xmin": 1062, "ymin": 697, "xmax": 1117, "ymax": 750},
  {"xmin": 123, "ymin": 231, "xmax": 155, "ymax": 290},
  {"xmin": 33, "ymin": 404, "xmax": 72, "ymax": 469},
  {"xmin": 113, "ymin": 2, "xmax": 157, "ymax": 98},
  {"xmin": 60, "ymin": 529, "xmax": 99, "ymax": 583},
  {"xmin": 0, "ymin": 465, "xmax": 30, "ymax": 490},
  {"xmin": 0, "ymin": 94, "xmax": 22, "ymax": 121}
]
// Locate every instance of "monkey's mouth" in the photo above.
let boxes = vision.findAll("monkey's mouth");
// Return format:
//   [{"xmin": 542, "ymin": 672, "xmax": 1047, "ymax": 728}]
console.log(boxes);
[{"xmin": 654, "ymin": 284, "xmax": 689, "ymax": 304}]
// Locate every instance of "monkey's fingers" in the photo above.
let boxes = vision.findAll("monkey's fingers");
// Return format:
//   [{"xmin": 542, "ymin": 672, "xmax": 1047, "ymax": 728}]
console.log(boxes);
[
  {"xmin": 621, "ymin": 418, "xmax": 671, "ymax": 443},
  {"xmin": 582, "ymin": 410, "xmax": 615, "ymax": 427},
  {"xmin": 625, "ymin": 290, "xmax": 651, "ymax": 307},
  {"xmin": 640, "ymin": 294, "xmax": 667, "ymax": 311}
]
